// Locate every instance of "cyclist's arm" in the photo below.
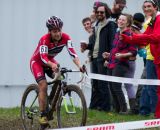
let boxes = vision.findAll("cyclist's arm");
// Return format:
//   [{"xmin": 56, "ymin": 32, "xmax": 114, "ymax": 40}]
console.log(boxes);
[
  {"xmin": 66, "ymin": 40, "xmax": 78, "ymax": 58},
  {"xmin": 40, "ymin": 44, "xmax": 57, "ymax": 71},
  {"xmin": 73, "ymin": 57, "xmax": 81, "ymax": 69},
  {"xmin": 47, "ymin": 61, "xmax": 58, "ymax": 71},
  {"xmin": 66, "ymin": 40, "xmax": 82, "ymax": 69},
  {"xmin": 40, "ymin": 45, "xmax": 50, "ymax": 64}
]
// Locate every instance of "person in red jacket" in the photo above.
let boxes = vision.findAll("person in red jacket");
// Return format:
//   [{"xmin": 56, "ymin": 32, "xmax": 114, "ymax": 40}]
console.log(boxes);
[{"xmin": 120, "ymin": 0, "xmax": 160, "ymax": 118}]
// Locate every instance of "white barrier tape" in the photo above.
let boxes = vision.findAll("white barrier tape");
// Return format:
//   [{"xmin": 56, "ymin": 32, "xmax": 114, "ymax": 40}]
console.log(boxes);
[
  {"xmin": 87, "ymin": 73, "xmax": 160, "ymax": 86},
  {"xmin": 49, "ymin": 119, "xmax": 160, "ymax": 130},
  {"xmin": 48, "ymin": 72, "xmax": 160, "ymax": 130}
]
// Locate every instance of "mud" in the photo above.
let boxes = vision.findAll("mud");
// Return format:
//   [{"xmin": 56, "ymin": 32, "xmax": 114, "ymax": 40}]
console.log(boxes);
[
  {"xmin": 0, "ymin": 117, "xmax": 58, "ymax": 130},
  {"xmin": 0, "ymin": 118, "xmax": 23, "ymax": 130}
]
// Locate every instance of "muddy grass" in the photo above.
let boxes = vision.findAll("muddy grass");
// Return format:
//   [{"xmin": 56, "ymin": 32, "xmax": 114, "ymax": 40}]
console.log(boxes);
[
  {"xmin": 0, "ymin": 117, "xmax": 159, "ymax": 130},
  {"xmin": 0, "ymin": 108, "xmax": 159, "ymax": 130},
  {"xmin": 0, "ymin": 117, "xmax": 23, "ymax": 130},
  {"xmin": 0, "ymin": 117, "xmax": 58, "ymax": 130}
]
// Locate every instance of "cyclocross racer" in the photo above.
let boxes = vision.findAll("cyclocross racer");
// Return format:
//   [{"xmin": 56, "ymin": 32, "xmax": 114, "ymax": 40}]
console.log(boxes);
[{"xmin": 30, "ymin": 16, "xmax": 84, "ymax": 125}]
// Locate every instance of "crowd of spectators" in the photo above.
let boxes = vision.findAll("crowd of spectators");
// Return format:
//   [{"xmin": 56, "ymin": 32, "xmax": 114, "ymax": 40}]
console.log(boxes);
[{"xmin": 80, "ymin": 0, "xmax": 160, "ymax": 119}]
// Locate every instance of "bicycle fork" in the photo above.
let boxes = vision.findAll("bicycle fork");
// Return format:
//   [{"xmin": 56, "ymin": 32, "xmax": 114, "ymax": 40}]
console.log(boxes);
[{"xmin": 62, "ymin": 95, "xmax": 76, "ymax": 114}]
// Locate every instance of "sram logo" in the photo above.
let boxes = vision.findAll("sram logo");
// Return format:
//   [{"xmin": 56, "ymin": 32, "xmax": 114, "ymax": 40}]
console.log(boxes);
[
  {"xmin": 86, "ymin": 125, "xmax": 115, "ymax": 130},
  {"xmin": 145, "ymin": 120, "xmax": 160, "ymax": 127}
]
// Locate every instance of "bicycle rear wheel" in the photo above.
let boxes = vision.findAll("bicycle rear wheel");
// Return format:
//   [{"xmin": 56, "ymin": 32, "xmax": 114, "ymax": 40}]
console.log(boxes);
[
  {"xmin": 56, "ymin": 84, "xmax": 87, "ymax": 128},
  {"xmin": 21, "ymin": 84, "xmax": 40, "ymax": 130}
]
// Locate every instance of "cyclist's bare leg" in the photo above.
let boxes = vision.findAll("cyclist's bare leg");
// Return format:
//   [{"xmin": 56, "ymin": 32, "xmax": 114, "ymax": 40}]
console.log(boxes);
[
  {"xmin": 38, "ymin": 79, "xmax": 48, "ymax": 112},
  {"xmin": 38, "ymin": 79, "xmax": 49, "ymax": 126}
]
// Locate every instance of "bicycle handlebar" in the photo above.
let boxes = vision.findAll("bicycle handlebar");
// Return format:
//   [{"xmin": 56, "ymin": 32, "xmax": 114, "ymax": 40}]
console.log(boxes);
[{"xmin": 47, "ymin": 67, "xmax": 85, "ymax": 85}]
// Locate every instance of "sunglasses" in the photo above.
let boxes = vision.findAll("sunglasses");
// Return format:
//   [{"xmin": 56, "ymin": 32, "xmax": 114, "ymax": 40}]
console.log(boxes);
[{"xmin": 96, "ymin": 11, "xmax": 105, "ymax": 14}]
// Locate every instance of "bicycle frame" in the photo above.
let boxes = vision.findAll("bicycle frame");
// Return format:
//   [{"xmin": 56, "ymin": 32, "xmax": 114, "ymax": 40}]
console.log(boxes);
[{"xmin": 48, "ymin": 68, "xmax": 79, "ymax": 115}]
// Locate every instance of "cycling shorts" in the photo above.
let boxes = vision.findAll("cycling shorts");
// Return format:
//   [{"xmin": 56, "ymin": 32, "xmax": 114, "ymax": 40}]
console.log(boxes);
[{"xmin": 30, "ymin": 59, "xmax": 58, "ymax": 83}]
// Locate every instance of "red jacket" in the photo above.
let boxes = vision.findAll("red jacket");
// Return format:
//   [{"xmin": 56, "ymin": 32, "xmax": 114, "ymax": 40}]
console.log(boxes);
[{"xmin": 122, "ymin": 13, "xmax": 160, "ymax": 64}]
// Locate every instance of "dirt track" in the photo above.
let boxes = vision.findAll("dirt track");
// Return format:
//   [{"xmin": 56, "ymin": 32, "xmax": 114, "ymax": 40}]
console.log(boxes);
[
  {"xmin": 0, "ymin": 117, "xmax": 58, "ymax": 130},
  {"xmin": 0, "ymin": 118, "xmax": 23, "ymax": 130}
]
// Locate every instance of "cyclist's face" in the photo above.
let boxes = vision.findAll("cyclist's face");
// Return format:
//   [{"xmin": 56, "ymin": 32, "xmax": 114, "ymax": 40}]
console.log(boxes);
[{"xmin": 50, "ymin": 28, "xmax": 62, "ymax": 41}]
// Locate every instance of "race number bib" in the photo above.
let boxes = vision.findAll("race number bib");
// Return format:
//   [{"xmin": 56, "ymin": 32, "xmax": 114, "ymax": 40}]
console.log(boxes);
[
  {"xmin": 67, "ymin": 40, "xmax": 73, "ymax": 48},
  {"xmin": 40, "ymin": 45, "xmax": 48, "ymax": 54}
]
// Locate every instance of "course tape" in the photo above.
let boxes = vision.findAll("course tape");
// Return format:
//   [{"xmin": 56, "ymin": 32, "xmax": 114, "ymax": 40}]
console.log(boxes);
[
  {"xmin": 86, "ymin": 73, "xmax": 160, "ymax": 86},
  {"xmin": 49, "ymin": 73, "xmax": 160, "ymax": 130},
  {"xmin": 50, "ymin": 119, "xmax": 160, "ymax": 130}
]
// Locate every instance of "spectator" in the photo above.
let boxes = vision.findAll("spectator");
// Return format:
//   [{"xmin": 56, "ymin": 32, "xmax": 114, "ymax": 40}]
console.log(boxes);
[
  {"xmin": 82, "ymin": 17, "xmax": 93, "ymax": 35},
  {"xmin": 131, "ymin": 13, "xmax": 146, "ymax": 114},
  {"xmin": 111, "ymin": 0, "xmax": 127, "ymax": 23},
  {"xmin": 139, "ymin": 1, "xmax": 158, "ymax": 116},
  {"xmin": 81, "ymin": 17, "xmax": 93, "ymax": 62},
  {"xmin": 121, "ymin": 0, "xmax": 160, "ymax": 118},
  {"xmin": 81, "ymin": 17, "xmax": 93, "ymax": 61},
  {"xmin": 81, "ymin": 2, "xmax": 116, "ymax": 111},
  {"xmin": 129, "ymin": 13, "xmax": 146, "ymax": 114},
  {"xmin": 103, "ymin": 13, "xmax": 137, "ymax": 114},
  {"xmin": 90, "ymin": 1, "xmax": 104, "ymax": 25}
]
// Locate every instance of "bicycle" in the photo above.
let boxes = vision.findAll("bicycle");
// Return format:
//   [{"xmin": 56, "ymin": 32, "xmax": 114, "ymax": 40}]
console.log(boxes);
[{"xmin": 21, "ymin": 67, "xmax": 87, "ymax": 130}]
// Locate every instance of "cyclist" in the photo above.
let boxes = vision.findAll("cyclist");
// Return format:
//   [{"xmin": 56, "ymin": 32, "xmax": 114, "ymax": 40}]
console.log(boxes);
[{"xmin": 30, "ymin": 16, "xmax": 84, "ymax": 125}]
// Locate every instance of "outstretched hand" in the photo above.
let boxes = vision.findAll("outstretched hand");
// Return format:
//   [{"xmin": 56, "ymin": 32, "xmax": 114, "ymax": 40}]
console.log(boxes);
[{"xmin": 120, "ymin": 34, "xmax": 133, "ymax": 44}]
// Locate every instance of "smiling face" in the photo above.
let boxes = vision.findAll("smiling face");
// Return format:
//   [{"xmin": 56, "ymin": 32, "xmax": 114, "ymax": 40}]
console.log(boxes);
[
  {"xmin": 143, "ymin": 1, "xmax": 157, "ymax": 17},
  {"xmin": 50, "ymin": 28, "xmax": 62, "ymax": 41},
  {"xmin": 117, "ymin": 15, "xmax": 128, "ymax": 29},
  {"xmin": 96, "ymin": 6, "xmax": 106, "ymax": 21},
  {"xmin": 83, "ymin": 20, "xmax": 92, "ymax": 33}
]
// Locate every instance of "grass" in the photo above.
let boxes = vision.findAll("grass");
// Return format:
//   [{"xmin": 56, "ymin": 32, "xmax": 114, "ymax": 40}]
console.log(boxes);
[
  {"xmin": 88, "ymin": 109, "xmax": 154, "ymax": 123},
  {"xmin": 0, "ymin": 107, "xmax": 159, "ymax": 130},
  {"xmin": 0, "ymin": 107, "xmax": 20, "ymax": 118}
]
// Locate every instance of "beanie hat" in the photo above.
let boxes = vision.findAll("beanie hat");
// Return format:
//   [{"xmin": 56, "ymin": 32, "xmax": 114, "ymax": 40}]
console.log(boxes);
[
  {"xmin": 93, "ymin": 1, "xmax": 104, "ymax": 10},
  {"xmin": 131, "ymin": 13, "xmax": 145, "ymax": 31}
]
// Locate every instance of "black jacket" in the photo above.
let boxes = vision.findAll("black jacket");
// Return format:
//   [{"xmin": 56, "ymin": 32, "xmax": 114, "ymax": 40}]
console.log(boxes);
[{"xmin": 87, "ymin": 20, "xmax": 117, "ymax": 62}]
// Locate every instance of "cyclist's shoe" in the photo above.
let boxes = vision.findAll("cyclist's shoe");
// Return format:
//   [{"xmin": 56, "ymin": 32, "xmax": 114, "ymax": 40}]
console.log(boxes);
[{"xmin": 39, "ymin": 116, "xmax": 49, "ymax": 125}]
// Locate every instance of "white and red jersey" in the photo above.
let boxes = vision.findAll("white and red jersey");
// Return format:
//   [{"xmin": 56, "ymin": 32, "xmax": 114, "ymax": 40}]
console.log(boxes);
[
  {"xmin": 31, "ymin": 32, "xmax": 78, "ymax": 65},
  {"xmin": 30, "ymin": 32, "xmax": 78, "ymax": 82}
]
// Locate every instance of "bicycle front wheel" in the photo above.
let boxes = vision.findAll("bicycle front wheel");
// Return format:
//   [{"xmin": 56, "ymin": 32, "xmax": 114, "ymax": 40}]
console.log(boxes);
[
  {"xmin": 21, "ymin": 84, "xmax": 40, "ymax": 130},
  {"xmin": 57, "ymin": 84, "xmax": 87, "ymax": 128}
]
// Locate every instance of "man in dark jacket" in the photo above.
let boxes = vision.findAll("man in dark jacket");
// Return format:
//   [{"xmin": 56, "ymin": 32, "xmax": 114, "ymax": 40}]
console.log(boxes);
[{"xmin": 81, "ymin": 3, "xmax": 116, "ymax": 111}]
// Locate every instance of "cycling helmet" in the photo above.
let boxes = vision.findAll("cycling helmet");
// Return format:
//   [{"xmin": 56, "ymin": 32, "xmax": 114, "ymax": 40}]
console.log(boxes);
[{"xmin": 46, "ymin": 16, "xmax": 63, "ymax": 30}]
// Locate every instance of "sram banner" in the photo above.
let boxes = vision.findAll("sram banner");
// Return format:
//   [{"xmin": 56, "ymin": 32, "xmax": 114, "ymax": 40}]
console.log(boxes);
[{"xmin": 50, "ymin": 119, "xmax": 160, "ymax": 130}]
